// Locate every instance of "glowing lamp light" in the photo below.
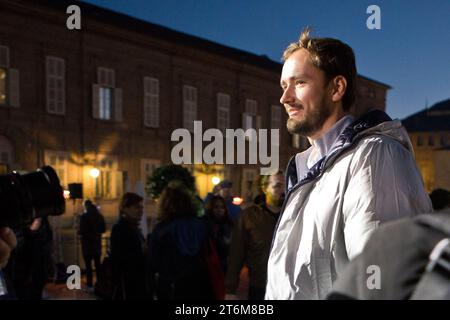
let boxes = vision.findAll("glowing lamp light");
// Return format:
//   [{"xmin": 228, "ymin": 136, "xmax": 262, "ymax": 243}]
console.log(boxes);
[
  {"xmin": 89, "ymin": 168, "xmax": 100, "ymax": 179},
  {"xmin": 211, "ymin": 176, "xmax": 221, "ymax": 186},
  {"xmin": 63, "ymin": 190, "xmax": 71, "ymax": 199},
  {"xmin": 232, "ymin": 197, "xmax": 243, "ymax": 206}
]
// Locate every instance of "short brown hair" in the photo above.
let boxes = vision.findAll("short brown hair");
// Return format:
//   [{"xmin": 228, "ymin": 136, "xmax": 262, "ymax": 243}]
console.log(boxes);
[
  {"xmin": 283, "ymin": 27, "xmax": 357, "ymax": 111},
  {"xmin": 119, "ymin": 192, "xmax": 143, "ymax": 214}
]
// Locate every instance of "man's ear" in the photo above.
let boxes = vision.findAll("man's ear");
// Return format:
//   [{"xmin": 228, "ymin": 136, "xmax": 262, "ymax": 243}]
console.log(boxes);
[{"xmin": 330, "ymin": 76, "xmax": 347, "ymax": 103}]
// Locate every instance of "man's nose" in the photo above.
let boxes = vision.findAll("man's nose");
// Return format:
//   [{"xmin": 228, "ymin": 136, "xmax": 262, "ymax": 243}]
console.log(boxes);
[{"xmin": 280, "ymin": 86, "xmax": 295, "ymax": 105}]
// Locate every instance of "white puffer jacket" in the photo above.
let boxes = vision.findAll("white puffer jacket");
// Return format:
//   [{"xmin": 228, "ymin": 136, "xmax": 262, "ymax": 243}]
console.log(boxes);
[{"xmin": 265, "ymin": 110, "xmax": 432, "ymax": 300}]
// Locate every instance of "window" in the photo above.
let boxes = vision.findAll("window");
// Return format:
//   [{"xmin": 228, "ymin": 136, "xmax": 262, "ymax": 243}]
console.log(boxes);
[
  {"xmin": 428, "ymin": 135, "xmax": 434, "ymax": 146},
  {"xmin": 440, "ymin": 134, "xmax": 447, "ymax": 147},
  {"xmin": 0, "ymin": 151, "xmax": 8, "ymax": 163},
  {"xmin": 99, "ymin": 87, "xmax": 113, "ymax": 119},
  {"xmin": 368, "ymin": 88, "xmax": 376, "ymax": 99},
  {"xmin": 92, "ymin": 67, "xmax": 122, "ymax": 121},
  {"xmin": 217, "ymin": 93, "xmax": 230, "ymax": 132},
  {"xmin": 271, "ymin": 105, "xmax": 282, "ymax": 129},
  {"xmin": 144, "ymin": 77, "xmax": 159, "ymax": 128},
  {"xmin": 0, "ymin": 46, "xmax": 9, "ymax": 69},
  {"xmin": 0, "ymin": 45, "xmax": 19, "ymax": 108},
  {"xmin": 417, "ymin": 135, "xmax": 423, "ymax": 147},
  {"xmin": 242, "ymin": 99, "xmax": 260, "ymax": 131},
  {"xmin": 183, "ymin": 85, "xmax": 197, "ymax": 132},
  {"xmin": 141, "ymin": 158, "xmax": 161, "ymax": 189},
  {"xmin": 95, "ymin": 156, "xmax": 119, "ymax": 199},
  {"xmin": 44, "ymin": 150, "xmax": 68, "ymax": 188},
  {"xmin": 46, "ymin": 56, "xmax": 65, "ymax": 115}
]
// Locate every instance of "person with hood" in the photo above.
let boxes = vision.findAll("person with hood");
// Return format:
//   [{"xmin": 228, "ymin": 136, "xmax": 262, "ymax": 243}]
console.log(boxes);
[
  {"xmin": 266, "ymin": 28, "xmax": 432, "ymax": 300},
  {"xmin": 148, "ymin": 181, "xmax": 213, "ymax": 300},
  {"xmin": 217, "ymin": 180, "xmax": 242, "ymax": 222},
  {"xmin": 79, "ymin": 199, "xmax": 106, "ymax": 290},
  {"xmin": 110, "ymin": 192, "xmax": 147, "ymax": 299}
]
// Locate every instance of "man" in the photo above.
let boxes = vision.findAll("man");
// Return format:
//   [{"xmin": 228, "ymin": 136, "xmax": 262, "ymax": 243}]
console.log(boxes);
[
  {"xmin": 265, "ymin": 28, "xmax": 432, "ymax": 300},
  {"xmin": 226, "ymin": 171, "xmax": 284, "ymax": 300},
  {"xmin": 79, "ymin": 200, "xmax": 106, "ymax": 291}
]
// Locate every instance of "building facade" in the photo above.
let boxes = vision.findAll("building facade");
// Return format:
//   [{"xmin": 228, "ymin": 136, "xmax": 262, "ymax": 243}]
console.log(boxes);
[
  {"xmin": 0, "ymin": 0, "xmax": 390, "ymax": 225},
  {"xmin": 403, "ymin": 98, "xmax": 450, "ymax": 193}
]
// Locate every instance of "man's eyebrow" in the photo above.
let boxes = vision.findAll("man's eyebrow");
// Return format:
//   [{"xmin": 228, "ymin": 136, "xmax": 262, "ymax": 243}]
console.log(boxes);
[{"xmin": 280, "ymin": 74, "xmax": 311, "ymax": 86}]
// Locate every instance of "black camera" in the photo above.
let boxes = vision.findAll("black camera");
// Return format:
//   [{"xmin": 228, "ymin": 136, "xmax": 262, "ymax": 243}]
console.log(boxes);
[{"xmin": 0, "ymin": 166, "xmax": 65, "ymax": 229}]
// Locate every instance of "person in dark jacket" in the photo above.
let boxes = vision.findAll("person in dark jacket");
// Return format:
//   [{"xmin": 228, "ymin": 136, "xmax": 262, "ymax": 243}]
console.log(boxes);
[
  {"xmin": 204, "ymin": 195, "xmax": 233, "ymax": 274},
  {"xmin": 79, "ymin": 199, "xmax": 106, "ymax": 290},
  {"xmin": 429, "ymin": 188, "xmax": 450, "ymax": 211},
  {"xmin": 149, "ymin": 181, "xmax": 213, "ymax": 300},
  {"xmin": 225, "ymin": 171, "xmax": 284, "ymax": 300},
  {"xmin": 110, "ymin": 192, "xmax": 147, "ymax": 300},
  {"xmin": 5, "ymin": 217, "xmax": 54, "ymax": 300}
]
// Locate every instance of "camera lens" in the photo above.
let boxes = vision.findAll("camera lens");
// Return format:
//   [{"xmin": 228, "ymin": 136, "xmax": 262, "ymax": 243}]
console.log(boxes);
[{"xmin": 0, "ymin": 166, "xmax": 65, "ymax": 228}]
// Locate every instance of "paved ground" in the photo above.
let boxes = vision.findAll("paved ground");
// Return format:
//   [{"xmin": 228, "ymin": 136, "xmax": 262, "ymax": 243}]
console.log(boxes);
[
  {"xmin": 43, "ymin": 268, "xmax": 249, "ymax": 300},
  {"xmin": 43, "ymin": 278, "xmax": 97, "ymax": 300}
]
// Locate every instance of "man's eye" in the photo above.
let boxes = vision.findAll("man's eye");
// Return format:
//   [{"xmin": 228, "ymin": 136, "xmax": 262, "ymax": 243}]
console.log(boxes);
[{"xmin": 295, "ymin": 80, "xmax": 306, "ymax": 85}]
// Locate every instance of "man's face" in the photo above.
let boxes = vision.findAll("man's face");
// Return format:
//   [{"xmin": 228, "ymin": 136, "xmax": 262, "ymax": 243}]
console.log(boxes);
[
  {"xmin": 280, "ymin": 49, "xmax": 333, "ymax": 138},
  {"xmin": 219, "ymin": 187, "xmax": 232, "ymax": 200},
  {"xmin": 123, "ymin": 200, "xmax": 144, "ymax": 222},
  {"xmin": 264, "ymin": 174, "xmax": 285, "ymax": 207}
]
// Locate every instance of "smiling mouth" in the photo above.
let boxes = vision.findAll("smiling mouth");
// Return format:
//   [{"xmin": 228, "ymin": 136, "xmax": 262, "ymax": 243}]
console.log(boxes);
[{"xmin": 288, "ymin": 107, "xmax": 303, "ymax": 117}]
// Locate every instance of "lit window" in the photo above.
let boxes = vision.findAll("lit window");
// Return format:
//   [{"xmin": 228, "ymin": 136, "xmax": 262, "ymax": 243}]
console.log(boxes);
[
  {"xmin": 44, "ymin": 150, "xmax": 68, "ymax": 188},
  {"xmin": 99, "ymin": 87, "xmax": 113, "ymax": 120},
  {"xmin": 0, "ymin": 68, "xmax": 6, "ymax": 105},
  {"xmin": 93, "ymin": 67, "xmax": 121, "ymax": 121}
]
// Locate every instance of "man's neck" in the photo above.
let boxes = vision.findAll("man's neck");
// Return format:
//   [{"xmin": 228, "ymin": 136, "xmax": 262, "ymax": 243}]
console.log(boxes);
[{"xmin": 307, "ymin": 108, "xmax": 348, "ymax": 142}]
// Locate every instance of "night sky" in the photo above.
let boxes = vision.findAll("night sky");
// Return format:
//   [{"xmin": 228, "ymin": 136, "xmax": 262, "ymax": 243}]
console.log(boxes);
[{"xmin": 82, "ymin": 0, "xmax": 450, "ymax": 120}]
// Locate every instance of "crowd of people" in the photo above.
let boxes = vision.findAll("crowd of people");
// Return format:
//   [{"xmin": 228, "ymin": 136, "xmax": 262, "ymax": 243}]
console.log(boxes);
[
  {"xmin": 0, "ymin": 171, "xmax": 289, "ymax": 300},
  {"xmin": 106, "ymin": 174, "xmax": 285, "ymax": 300},
  {"xmin": 0, "ymin": 177, "xmax": 449, "ymax": 300}
]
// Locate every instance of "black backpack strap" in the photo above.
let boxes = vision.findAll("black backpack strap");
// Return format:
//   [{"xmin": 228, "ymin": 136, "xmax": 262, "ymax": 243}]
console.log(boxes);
[{"xmin": 410, "ymin": 238, "xmax": 450, "ymax": 300}]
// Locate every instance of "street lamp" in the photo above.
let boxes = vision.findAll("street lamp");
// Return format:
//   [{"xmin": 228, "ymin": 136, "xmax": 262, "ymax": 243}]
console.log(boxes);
[
  {"xmin": 211, "ymin": 176, "xmax": 221, "ymax": 186},
  {"xmin": 89, "ymin": 167, "xmax": 100, "ymax": 199}
]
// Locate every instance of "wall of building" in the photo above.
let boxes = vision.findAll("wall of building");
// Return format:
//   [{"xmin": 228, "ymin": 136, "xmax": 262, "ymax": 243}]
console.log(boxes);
[{"xmin": 0, "ymin": 0, "xmax": 390, "ymax": 226}]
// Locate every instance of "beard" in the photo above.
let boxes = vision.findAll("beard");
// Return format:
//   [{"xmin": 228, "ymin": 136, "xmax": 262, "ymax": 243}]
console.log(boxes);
[
  {"xmin": 286, "ymin": 96, "xmax": 333, "ymax": 136},
  {"xmin": 266, "ymin": 192, "xmax": 284, "ymax": 208}
]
